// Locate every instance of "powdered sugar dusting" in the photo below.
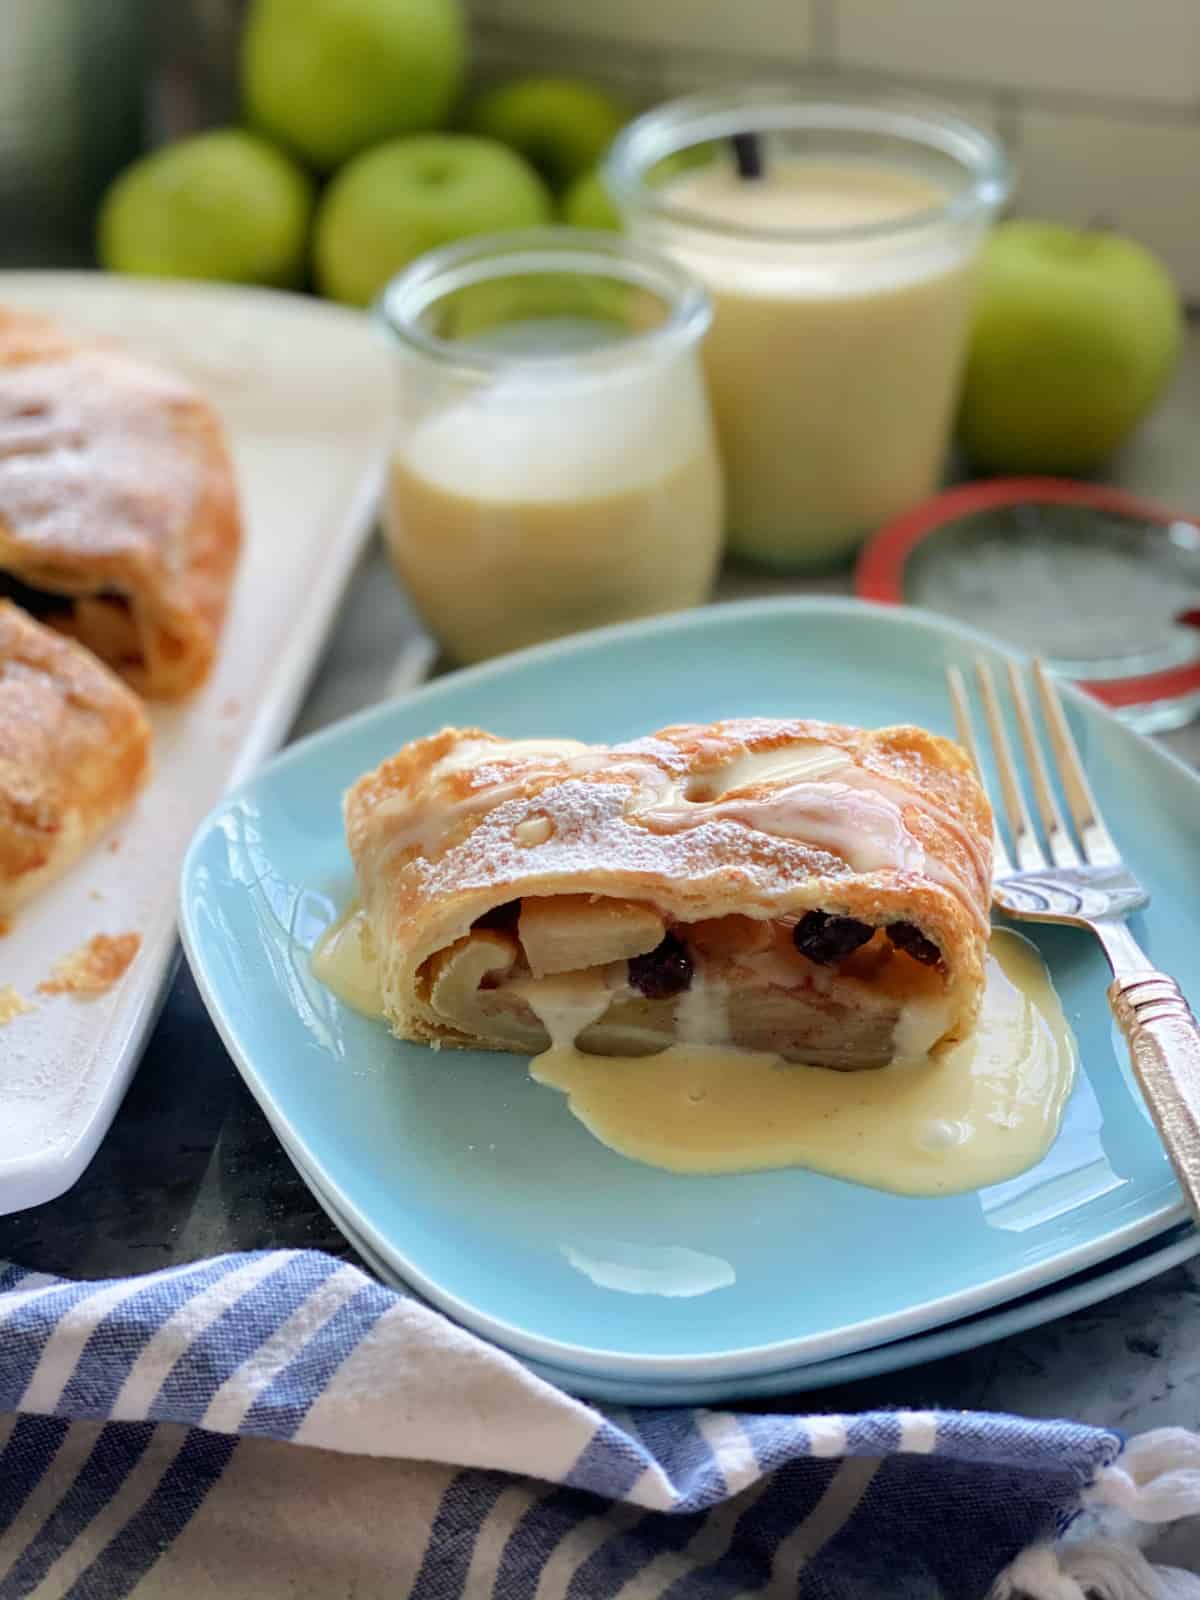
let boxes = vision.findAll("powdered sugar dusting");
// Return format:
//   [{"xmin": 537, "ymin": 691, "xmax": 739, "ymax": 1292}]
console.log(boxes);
[
  {"xmin": 415, "ymin": 775, "xmax": 851, "ymax": 907},
  {"xmin": 0, "ymin": 349, "xmax": 202, "ymax": 562},
  {"xmin": 611, "ymin": 734, "xmax": 694, "ymax": 772},
  {"xmin": 351, "ymin": 719, "xmax": 993, "ymax": 1012}
]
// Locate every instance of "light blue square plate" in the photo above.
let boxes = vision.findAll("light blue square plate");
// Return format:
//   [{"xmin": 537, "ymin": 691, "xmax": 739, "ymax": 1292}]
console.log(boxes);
[
  {"xmin": 180, "ymin": 598, "xmax": 1200, "ymax": 1386},
  {"xmin": 298, "ymin": 1162, "xmax": 1199, "ymax": 1404}
]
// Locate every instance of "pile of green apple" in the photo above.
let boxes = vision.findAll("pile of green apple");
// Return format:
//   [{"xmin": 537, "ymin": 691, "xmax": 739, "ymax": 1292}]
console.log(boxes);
[
  {"xmin": 97, "ymin": 0, "xmax": 1184, "ymax": 475},
  {"xmin": 97, "ymin": 0, "xmax": 627, "ymax": 310}
]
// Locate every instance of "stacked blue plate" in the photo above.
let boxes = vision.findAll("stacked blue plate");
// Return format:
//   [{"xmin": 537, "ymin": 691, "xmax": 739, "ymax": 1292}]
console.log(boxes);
[{"xmin": 181, "ymin": 600, "xmax": 1200, "ymax": 1403}]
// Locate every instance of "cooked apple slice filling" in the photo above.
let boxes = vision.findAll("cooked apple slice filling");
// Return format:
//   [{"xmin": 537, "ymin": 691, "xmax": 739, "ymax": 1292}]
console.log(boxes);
[
  {"xmin": 422, "ymin": 927, "xmax": 539, "ymax": 1048},
  {"xmin": 0, "ymin": 574, "xmax": 143, "ymax": 671},
  {"xmin": 518, "ymin": 895, "xmax": 664, "ymax": 978},
  {"xmin": 414, "ymin": 895, "xmax": 951, "ymax": 1069}
]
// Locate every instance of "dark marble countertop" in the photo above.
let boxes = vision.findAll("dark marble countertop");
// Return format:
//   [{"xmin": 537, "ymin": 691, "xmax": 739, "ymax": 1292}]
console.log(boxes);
[{"xmin": 3, "ymin": 333, "xmax": 1199, "ymax": 1427}]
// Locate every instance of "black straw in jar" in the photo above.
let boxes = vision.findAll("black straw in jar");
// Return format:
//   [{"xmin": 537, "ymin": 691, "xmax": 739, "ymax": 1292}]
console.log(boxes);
[{"xmin": 730, "ymin": 131, "xmax": 764, "ymax": 179}]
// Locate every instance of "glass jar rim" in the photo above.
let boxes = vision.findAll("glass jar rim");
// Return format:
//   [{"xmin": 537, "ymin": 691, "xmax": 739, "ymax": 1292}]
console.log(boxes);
[
  {"xmin": 376, "ymin": 226, "xmax": 712, "ymax": 378},
  {"xmin": 605, "ymin": 85, "xmax": 1012, "ymax": 246}
]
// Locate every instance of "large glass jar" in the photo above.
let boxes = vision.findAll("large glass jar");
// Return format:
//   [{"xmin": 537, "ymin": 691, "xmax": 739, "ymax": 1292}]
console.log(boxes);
[
  {"xmin": 607, "ymin": 88, "xmax": 1011, "ymax": 569},
  {"xmin": 378, "ymin": 227, "xmax": 724, "ymax": 664}
]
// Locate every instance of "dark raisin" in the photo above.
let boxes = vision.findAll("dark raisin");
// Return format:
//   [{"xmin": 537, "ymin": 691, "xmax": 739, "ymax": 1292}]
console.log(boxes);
[
  {"xmin": 0, "ymin": 574, "xmax": 72, "ymax": 621},
  {"xmin": 887, "ymin": 921, "xmax": 942, "ymax": 966},
  {"xmin": 628, "ymin": 933, "xmax": 693, "ymax": 999},
  {"xmin": 474, "ymin": 899, "xmax": 520, "ymax": 933},
  {"xmin": 792, "ymin": 910, "xmax": 875, "ymax": 965}
]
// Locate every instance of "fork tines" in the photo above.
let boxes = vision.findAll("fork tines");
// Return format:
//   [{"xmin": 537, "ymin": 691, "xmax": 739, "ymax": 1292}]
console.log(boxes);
[{"xmin": 946, "ymin": 658, "xmax": 1120, "ymax": 877}]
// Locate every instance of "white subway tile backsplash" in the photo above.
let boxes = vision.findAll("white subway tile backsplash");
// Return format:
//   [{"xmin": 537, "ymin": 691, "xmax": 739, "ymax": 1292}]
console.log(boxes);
[
  {"xmin": 657, "ymin": 57, "xmax": 1001, "ymax": 134},
  {"xmin": 834, "ymin": 0, "xmax": 1200, "ymax": 107},
  {"xmin": 657, "ymin": 54, "xmax": 777, "ymax": 97},
  {"xmin": 470, "ymin": 21, "xmax": 663, "ymax": 102},
  {"xmin": 474, "ymin": 0, "xmax": 814, "ymax": 59},
  {"xmin": 826, "ymin": 74, "xmax": 1002, "ymax": 134},
  {"xmin": 1015, "ymin": 107, "xmax": 1200, "ymax": 300},
  {"xmin": 466, "ymin": 0, "xmax": 1200, "ymax": 298}
]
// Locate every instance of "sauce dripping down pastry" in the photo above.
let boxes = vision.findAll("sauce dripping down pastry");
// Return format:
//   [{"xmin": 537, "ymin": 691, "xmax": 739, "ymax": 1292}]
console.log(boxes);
[
  {"xmin": 319, "ymin": 721, "xmax": 1086, "ymax": 1193},
  {"xmin": 527, "ymin": 929, "xmax": 1076, "ymax": 1193},
  {"xmin": 312, "ymin": 918, "xmax": 1076, "ymax": 1194}
]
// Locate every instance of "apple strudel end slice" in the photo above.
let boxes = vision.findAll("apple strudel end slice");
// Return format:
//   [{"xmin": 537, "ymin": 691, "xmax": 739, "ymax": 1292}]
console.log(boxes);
[{"xmin": 343, "ymin": 717, "xmax": 993, "ymax": 1069}]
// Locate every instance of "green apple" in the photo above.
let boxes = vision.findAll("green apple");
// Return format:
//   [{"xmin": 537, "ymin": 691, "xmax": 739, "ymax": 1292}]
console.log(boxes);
[
  {"xmin": 462, "ymin": 76, "xmax": 629, "ymax": 191},
  {"xmin": 241, "ymin": 0, "xmax": 467, "ymax": 173},
  {"xmin": 958, "ymin": 220, "xmax": 1183, "ymax": 475},
  {"xmin": 561, "ymin": 167, "xmax": 621, "ymax": 230},
  {"xmin": 97, "ymin": 129, "xmax": 314, "ymax": 287},
  {"xmin": 560, "ymin": 148, "xmax": 716, "ymax": 232},
  {"xmin": 313, "ymin": 134, "xmax": 553, "ymax": 307}
]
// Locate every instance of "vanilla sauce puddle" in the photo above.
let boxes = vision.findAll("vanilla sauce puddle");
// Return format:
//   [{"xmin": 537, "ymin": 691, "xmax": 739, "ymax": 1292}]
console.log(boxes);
[{"xmin": 313, "ymin": 913, "xmax": 1076, "ymax": 1197}]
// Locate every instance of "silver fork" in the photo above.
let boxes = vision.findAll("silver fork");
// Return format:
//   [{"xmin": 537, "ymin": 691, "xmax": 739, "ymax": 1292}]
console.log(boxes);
[{"xmin": 947, "ymin": 657, "xmax": 1200, "ymax": 1222}]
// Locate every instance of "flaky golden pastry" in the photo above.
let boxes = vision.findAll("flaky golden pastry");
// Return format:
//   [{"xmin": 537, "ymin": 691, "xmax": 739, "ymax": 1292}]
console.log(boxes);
[
  {"xmin": 39, "ymin": 930, "xmax": 141, "ymax": 996},
  {"xmin": 344, "ymin": 718, "xmax": 993, "ymax": 1069},
  {"xmin": 0, "ymin": 600, "xmax": 150, "ymax": 918},
  {"xmin": 0, "ymin": 307, "xmax": 241, "ymax": 697},
  {"xmin": 0, "ymin": 985, "xmax": 31, "ymax": 1025}
]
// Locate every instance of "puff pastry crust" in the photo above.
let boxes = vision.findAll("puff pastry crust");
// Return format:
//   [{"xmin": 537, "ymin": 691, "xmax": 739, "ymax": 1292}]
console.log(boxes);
[
  {"xmin": 0, "ymin": 600, "xmax": 151, "ymax": 919},
  {"xmin": 344, "ymin": 717, "xmax": 993, "ymax": 1069},
  {"xmin": 0, "ymin": 307, "xmax": 241, "ymax": 698}
]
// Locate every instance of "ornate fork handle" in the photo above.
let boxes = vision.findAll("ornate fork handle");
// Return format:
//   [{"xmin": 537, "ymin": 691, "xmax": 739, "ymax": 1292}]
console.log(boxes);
[
  {"xmin": 1109, "ymin": 968, "xmax": 1200, "ymax": 1212},
  {"xmin": 948, "ymin": 659, "xmax": 1200, "ymax": 1220}
]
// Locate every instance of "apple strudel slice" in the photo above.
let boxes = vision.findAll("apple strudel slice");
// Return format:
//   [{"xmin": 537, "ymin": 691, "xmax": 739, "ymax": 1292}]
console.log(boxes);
[
  {"xmin": 0, "ymin": 307, "xmax": 241, "ymax": 699},
  {"xmin": 344, "ymin": 718, "xmax": 993, "ymax": 1069},
  {"xmin": 0, "ymin": 599, "xmax": 151, "ymax": 920}
]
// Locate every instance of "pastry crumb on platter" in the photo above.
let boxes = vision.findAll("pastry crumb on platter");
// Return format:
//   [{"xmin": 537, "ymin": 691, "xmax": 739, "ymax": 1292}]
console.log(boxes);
[
  {"xmin": 39, "ymin": 932, "xmax": 141, "ymax": 997},
  {"xmin": 0, "ymin": 984, "xmax": 31, "ymax": 1024}
]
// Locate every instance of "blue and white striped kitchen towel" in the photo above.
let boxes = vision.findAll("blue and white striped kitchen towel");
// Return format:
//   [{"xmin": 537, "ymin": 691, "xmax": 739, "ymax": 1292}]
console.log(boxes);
[{"xmin": 2, "ymin": 1250, "xmax": 1199, "ymax": 1600}]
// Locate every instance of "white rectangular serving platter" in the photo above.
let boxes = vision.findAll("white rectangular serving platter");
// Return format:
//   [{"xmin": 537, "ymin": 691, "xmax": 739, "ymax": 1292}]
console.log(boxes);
[{"xmin": 0, "ymin": 272, "xmax": 393, "ymax": 1214}]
